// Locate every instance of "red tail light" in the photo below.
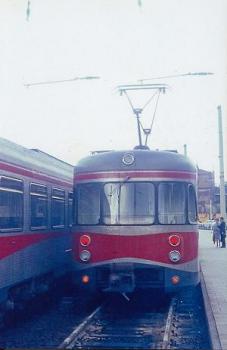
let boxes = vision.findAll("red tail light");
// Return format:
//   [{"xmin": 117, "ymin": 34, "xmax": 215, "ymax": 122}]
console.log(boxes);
[
  {"xmin": 168, "ymin": 234, "xmax": 180, "ymax": 247},
  {"xmin": 82, "ymin": 275, "xmax": 90, "ymax": 283},
  {"xmin": 171, "ymin": 275, "xmax": 180, "ymax": 284},
  {"xmin": 80, "ymin": 234, "xmax": 91, "ymax": 247}
]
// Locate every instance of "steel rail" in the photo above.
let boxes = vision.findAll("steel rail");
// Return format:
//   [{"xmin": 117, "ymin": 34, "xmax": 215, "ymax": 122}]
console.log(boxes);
[
  {"xmin": 161, "ymin": 297, "xmax": 177, "ymax": 349},
  {"xmin": 58, "ymin": 304, "xmax": 104, "ymax": 349}
]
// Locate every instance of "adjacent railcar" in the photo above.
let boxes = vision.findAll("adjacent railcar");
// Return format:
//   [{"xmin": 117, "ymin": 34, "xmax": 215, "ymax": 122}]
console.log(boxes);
[
  {"xmin": 0, "ymin": 138, "xmax": 73, "ymax": 316},
  {"xmin": 72, "ymin": 148, "xmax": 199, "ymax": 294}
]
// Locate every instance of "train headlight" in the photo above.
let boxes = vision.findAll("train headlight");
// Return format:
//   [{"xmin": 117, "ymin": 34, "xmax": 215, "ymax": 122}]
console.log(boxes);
[
  {"xmin": 168, "ymin": 234, "xmax": 180, "ymax": 247},
  {"xmin": 80, "ymin": 250, "xmax": 91, "ymax": 262},
  {"xmin": 80, "ymin": 234, "xmax": 91, "ymax": 247},
  {"xmin": 169, "ymin": 250, "xmax": 181, "ymax": 263}
]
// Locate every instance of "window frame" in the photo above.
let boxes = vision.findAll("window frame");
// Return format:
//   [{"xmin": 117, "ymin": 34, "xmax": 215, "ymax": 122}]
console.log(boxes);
[
  {"xmin": 188, "ymin": 183, "xmax": 198, "ymax": 224},
  {"xmin": 51, "ymin": 187, "xmax": 65, "ymax": 229},
  {"xmin": 76, "ymin": 183, "xmax": 101, "ymax": 225},
  {"xmin": 102, "ymin": 181, "xmax": 156, "ymax": 225},
  {"xmin": 0, "ymin": 176, "xmax": 24, "ymax": 232},
  {"xmin": 68, "ymin": 191, "xmax": 73, "ymax": 227},
  {"xmin": 74, "ymin": 180, "xmax": 197, "ymax": 226},
  {"xmin": 157, "ymin": 181, "xmax": 187, "ymax": 225},
  {"xmin": 30, "ymin": 182, "xmax": 48, "ymax": 230}
]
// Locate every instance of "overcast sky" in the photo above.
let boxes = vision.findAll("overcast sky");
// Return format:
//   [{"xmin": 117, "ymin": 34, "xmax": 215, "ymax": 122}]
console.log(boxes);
[{"xmin": 1, "ymin": 0, "xmax": 227, "ymax": 182}]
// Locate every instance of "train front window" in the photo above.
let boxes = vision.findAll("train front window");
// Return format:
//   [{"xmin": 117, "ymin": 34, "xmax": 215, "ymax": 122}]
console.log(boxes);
[
  {"xmin": 103, "ymin": 182, "xmax": 155, "ymax": 225},
  {"xmin": 158, "ymin": 183, "xmax": 186, "ymax": 224},
  {"xmin": 77, "ymin": 184, "xmax": 100, "ymax": 224},
  {"xmin": 188, "ymin": 184, "xmax": 197, "ymax": 224}
]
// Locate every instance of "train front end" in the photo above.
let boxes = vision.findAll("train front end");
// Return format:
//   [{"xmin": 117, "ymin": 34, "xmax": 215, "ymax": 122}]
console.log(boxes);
[{"xmin": 72, "ymin": 149, "xmax": 199, "ymax": 294}]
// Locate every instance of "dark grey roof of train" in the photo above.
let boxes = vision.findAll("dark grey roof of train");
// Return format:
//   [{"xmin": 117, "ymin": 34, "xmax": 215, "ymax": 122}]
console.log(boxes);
[
  {"xmin": 75, "ymin": 149, "xmax": 196, "ymax": 173},
  {"xmin": 0, "ymin": 137, "xmax": 73, "ymax": 180}
]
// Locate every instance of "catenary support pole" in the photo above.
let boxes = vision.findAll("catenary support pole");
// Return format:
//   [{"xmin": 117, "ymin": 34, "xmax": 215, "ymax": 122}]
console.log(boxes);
[{"xmin": 217, "ymin": 105, "xmax": 226, "ymax": 219}]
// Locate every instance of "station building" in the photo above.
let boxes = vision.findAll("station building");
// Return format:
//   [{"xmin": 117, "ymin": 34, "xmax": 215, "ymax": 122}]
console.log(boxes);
[{"xmin": 198, "ymin": 168, "xmax": 227, "ymax": 221}]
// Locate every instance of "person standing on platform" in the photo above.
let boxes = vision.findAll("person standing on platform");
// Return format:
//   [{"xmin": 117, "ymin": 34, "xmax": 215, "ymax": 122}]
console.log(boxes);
[
  {"xmin": 212, "ymin": 218, "xmax": 221, "ymax": 247},
  {"xmin": 219, "ymin": 217, "xmax": 226, "ymax": 248}
]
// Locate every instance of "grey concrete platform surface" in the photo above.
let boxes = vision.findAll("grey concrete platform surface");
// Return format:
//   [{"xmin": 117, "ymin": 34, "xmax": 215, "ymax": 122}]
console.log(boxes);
[{"xmin": 199, "ymin": 229, "xmax": 227, "ymax": 350}]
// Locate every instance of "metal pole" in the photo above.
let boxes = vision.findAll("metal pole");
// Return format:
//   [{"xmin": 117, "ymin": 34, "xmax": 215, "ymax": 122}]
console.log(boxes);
[
  {"xmin": 183, "ymin": 144, "xmax": 187, "ymax": 157},
  {"xmin": 134, "ymin": 109, "xmax": 143, "ymax": 146},
  {"xmin": 218, "ymin": 105, "xmax": 226, "ymax": 219},
  {"xmin": 209, "ymin": 199, "xmax": 212, "ymax": 220}
]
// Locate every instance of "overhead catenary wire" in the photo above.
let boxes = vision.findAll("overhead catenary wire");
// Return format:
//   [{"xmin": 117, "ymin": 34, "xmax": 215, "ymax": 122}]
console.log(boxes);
[
  {"xmin": 24, "ymin": 76, "xmax": 100, "ymax": 88},
  {"xmin": 138, "ymin": 71, "xmax": 214, "ymax": 84}
]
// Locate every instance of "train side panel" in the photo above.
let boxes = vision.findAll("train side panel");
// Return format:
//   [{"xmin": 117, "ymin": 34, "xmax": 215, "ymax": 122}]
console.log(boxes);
[{"xmin": 0, "ymin": 138, "xmax": 73, "ymax": 313}]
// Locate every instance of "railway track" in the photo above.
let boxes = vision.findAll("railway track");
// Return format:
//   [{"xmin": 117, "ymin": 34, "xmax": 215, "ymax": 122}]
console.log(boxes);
[{"xmin": 59, "ymin": 286, "xmax": 210, "ymax": 350}]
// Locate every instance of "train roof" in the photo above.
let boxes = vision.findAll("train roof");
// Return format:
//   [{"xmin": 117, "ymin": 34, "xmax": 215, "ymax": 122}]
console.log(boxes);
[
  {"xmin": 75, "ymin": 149, "xmax": 196, "ymax": 173},
  {"xmin": 0, "ymin": 137, "xmax": 73, "ymax": 181}
]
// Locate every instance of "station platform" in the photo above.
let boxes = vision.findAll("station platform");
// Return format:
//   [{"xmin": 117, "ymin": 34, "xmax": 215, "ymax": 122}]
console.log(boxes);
[{"xmin": 199, "ymin": 229, "xmax": 227, "ymax": 350}]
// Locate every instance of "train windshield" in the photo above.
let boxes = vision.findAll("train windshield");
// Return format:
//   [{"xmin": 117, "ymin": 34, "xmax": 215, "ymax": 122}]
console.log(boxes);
[
  {"xmin": 75, "ymin": 181, "xmax": 197, "ymax": 225},
  {"xmin": 158, "ymin": 183, "xmax": 186, "ymax": 224},
  {"xmin": 103, "ymin": 182, "xmax": 155, "ymax": 225},
  {"xmin": 77, "ymin": 183, "xmax": 101, "ymax": 224},
  {"xmin": 188, "ymin": 184, "xmax": 197, "ymax": 223}
]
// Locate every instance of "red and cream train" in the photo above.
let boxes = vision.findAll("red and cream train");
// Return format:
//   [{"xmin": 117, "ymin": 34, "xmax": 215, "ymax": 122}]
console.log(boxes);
[
  {"xmin": 0, "ymin": 136, "xmax": 200, "ymax": 313},
  {"xmin": 0, "ymin": 138, "xmax": 73, "ymax": 318},
  {"xmin": 72, "ymin": 148, "xmax": 200, "ymax": 294}
]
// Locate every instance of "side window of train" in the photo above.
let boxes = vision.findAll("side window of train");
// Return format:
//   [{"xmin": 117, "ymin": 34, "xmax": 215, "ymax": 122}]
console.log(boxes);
[
  {"xmin": 30, "ymin": 183, "xmax": 48, "ymax": 229},
  {"xmin": 158, "ymin": 182, "xmax": 186, "ymax": 224},
  {"xmin": 51, "ymin": 188, "xmax": 65, "ymax": 228},
  {"xmin": 0, "ymin": 176, "xmax": 23, "ymax": 230},
  {"xmin": 68, "ymin": 192, "xmax": 73, "ymax": 227},
  {"xmin": 188, "ymin": 184, "xmax": 197, "ymax": 224}
]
